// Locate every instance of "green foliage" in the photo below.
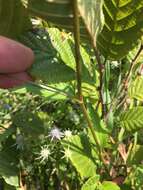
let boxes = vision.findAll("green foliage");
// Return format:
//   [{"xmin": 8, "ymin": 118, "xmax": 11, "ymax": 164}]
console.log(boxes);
[
  {"xmin": 47, "ymin": 27, "xmax": 93, "ymax": 83},
  {"xmin": 127, "ymin": 144, "xmax": 143, "ymax": 165},
  {"xmin": 20, "ymin": 30, "xmax": 76, "ymax": 84},
  {"xmin": 0, "ymin": 147, "xmax": 19, "ymax": 187},
  {"xmin": 1, "ymin": 0, "xmax": 143, "ymax": 189},
  {"xmin": 62, "ymin": 133, "xmax": 97, "ymax": 179},
  {"xmin": 28, "ymin": 0, "xmax": 89, "ymax": 40},
  {"xmin": 78, "ymin": 0, "xmax": 104, "ymax": 45},
  {"xmin": 128, "ymin": 76, "xmax": 143, "ymax": 101},
  {"xmin": 87, "ymin": 103, "xmax": 109, "ymax": 148},
  {"xmin": 101, "ymin": 181, "xmax": 120, "ymax": 190},
  {"xmin": 81, "ymin": 175, "xmax": 100, "ymax": 190},
  {"xmin": 119, "ymin": 107, "xmax": 143, "ymax": 132},
  {"xmin": 125, "ymin": 165, "xmax": 143, "ymax": 190},
  {"xmin": 0, "ymin": 0, "xmax": 31, "ymax": 38},
  {"xmin": 82, "ymin": 178, "xmax": 121, "ymax": 190},
  {"xmin": 97, "ymin": 0, "xmax": 143, "ymax": 59}
]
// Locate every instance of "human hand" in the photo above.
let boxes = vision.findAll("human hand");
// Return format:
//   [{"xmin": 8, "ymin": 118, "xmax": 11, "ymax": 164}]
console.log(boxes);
[{"xmin": 0, "ymin": 36, "xmax": 34, "ymax": 89}]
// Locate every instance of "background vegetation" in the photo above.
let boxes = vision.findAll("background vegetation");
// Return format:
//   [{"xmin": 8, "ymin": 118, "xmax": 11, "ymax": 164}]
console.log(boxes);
[{"xmin": 0, "ymin": 0, "xmax": 143, "ymax": 189}]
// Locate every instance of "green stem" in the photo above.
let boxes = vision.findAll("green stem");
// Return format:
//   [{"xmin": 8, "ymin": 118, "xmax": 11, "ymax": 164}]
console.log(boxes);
[
  {"xmin": 72, "ymin": 0, "xmax": 82, "ymax": 102},
  {"xmin": 72, "ymin": 0, "xmax": 110, "ymax": 175}
]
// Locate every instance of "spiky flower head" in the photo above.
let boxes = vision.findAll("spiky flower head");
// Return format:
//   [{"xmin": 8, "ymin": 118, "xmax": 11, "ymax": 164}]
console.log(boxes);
[
  {"xmin": 36, "ymin": 145, "xmax": 51, "ymax": 163},
  {"xmin": 49, "ymin": 127, "xmax": 64, "ymax": 140},
  {"xmin": 64, "ymin": 130, "xmax": 72, "ymax": 139}
]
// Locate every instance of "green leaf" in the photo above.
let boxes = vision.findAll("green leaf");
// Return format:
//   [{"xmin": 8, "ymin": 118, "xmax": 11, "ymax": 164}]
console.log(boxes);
[
  {"xmin": 62, "ymin": 133, "xmax": 97, "ymax": 179},
  {"xmin": 119, "ymin": 107, "xmax": 143, "ymax": 132},
  {"xmin": 0, "ymin": 0, "xmax": 31, "ymax": 38},
  {"xmin": 13, "ymin": 82, "xmax": 74, "ymax": 101},
  {"xmin": 127, "ymin": 145, "xmax": 143, "ymax": 165},
  {"xmin": 48, "ymin": 28, "xmax": 93, "ymax": 83},
  {"xmin": 81, "ymin": 175, "xmax": 100, "ymax": 190},
  {"xmin": 30, "ymin": 54, "xmax": 75, "ymax": 84},
  {"xmin": 3, "ymin": 176, "xmax": 19, "ymax": 187},
  {"xmin": 97, "ymin": 0, "xmax": 143, "ymax": 60},
  {"xmin": 128, "ymin": 76, "xmax": 143, "ymax": 101},
  {"xmin": 125, "ymin": 165, "xmax": 143, "ymax": 190},
  {"xmin": 0, "ymin": 148, "xmax": 19, "ymax": 187},
  {"xmin": 78, "ymin": 0, "xmax": 104, "ymax": 45},
  {"xmin": 87, "ymin": 103, "xmax": 109, "ymax": 148},
  {"xmin": 101, "ymin": 181, "xmax": 120, "ymax": 190},
  {"xmin": 22, "ymin": 30, "xmax": 76, "ymax": 84}
]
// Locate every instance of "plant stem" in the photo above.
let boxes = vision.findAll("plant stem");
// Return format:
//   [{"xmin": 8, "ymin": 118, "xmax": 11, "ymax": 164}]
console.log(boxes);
[
  {"xmin": 72, "ymin": 0, "xmax": 110, "ymax": 174},
  {"xmin": 93, "ymin": 47, "xmax": 105, "ymax": 117},
  {"xmin": 72, "ymin": 0, "xmax": 82, "ymax": 102},
  {"xmin": 125, "ymin": 45, "xmax": 143, "ymax": 85}
]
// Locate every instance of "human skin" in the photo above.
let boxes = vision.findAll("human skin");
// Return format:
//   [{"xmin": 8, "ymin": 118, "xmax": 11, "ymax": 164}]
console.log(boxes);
[{"xmin": 0, "ymin": 36, "xmax": 34, "ymax": 89}]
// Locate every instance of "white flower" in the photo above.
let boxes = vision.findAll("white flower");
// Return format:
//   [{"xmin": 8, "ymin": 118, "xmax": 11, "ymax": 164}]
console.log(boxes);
[
  {"xmin": 64, "ymin": 130, "xmax": 72, "ymax": 139},
  {"xmin": 62, "ymin": 147, "xmax": 72, "ymax": 161},
  {"xmin": 49, "ymin": 127, "xmax": 64, "ymax": 140},
  {"xmin": 36, "ymin": 145, "xmax": 51, "ymax": 163}
]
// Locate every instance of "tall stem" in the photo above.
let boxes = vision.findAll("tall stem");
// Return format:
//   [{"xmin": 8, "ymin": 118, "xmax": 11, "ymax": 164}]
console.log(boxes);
[
  {"xmin": 72, "ymin": 0, "xmax": 82, "ymax": 102},
  {"xmin": 72, "ymin": 0, "xmax": 109, "ymax": 174}
]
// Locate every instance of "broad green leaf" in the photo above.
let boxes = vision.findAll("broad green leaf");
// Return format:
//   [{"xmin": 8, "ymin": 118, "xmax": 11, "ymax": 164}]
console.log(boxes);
[
  {"xmin": 119, "ymin": 107, "xmax": 143, "ymax": 132},
  {"xmin": 97, "ymin": 0, "xmax": 143, "ymax": 60},
  {"xmin": 48, "ymin": 28, "xmax": 75, "ymax": 69},
  {"xmin": 100, "ymin": 181, "xmax": 120, "ymax": 190},
  {"xmin": 62, "ymin": 133, "xmax": 97, "ymax": 179},
  {"xmin": 127, "ymin": 145, "xmax": 143, "ymax": 165},
  {"xmin": 128, "ymin": 76, "xmax": 143, "ymax": 101},
  {"xmin": 78, "ymin": 0, "xmax": 104, "ymax": 45},
  {"xmin": 20, "ymin": 28, "xmax": 93, "ymax": 84},
  {"xmin": 87, "ymin": 103, "xmax": 109, "ymax": 148},
  {"xmin": 30, "ymin": 54, "xmax": 75, "ymax": 84},
  {"xmin": 22, "ymin": 30, "xmax": 76, "ymax": 84},
  {"xmin": 81, "ymin": 175, "xmax": 100, "ymax": 190},
  {"xmin": 0, "ymin": 0, "xmax": 31, "ymax": 38},
  {"xmin": 48, "ymin": 28, "xmax": 93, "ymax": 83}
]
